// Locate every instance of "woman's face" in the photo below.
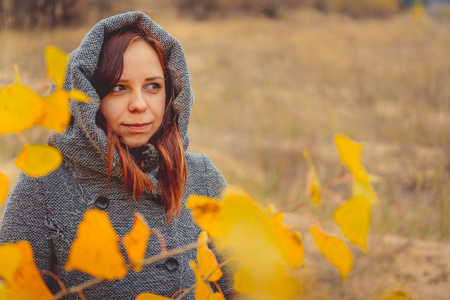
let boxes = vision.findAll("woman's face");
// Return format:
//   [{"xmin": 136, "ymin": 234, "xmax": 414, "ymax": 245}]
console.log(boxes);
[{"xmin": 100, "ymin": 38, "xmax": 166, "ymax": 148}]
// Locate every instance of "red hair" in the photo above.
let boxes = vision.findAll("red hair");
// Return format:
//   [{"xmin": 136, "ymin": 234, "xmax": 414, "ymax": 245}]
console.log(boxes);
[{"xmin": 92, "ymin": 24, "xmax": 187, "ymax": 221}]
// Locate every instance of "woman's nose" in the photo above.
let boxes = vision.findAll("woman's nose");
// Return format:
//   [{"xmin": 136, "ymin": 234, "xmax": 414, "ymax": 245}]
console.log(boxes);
[{"xmin": 128, "ymin": 91, "xmax": 148, "ymax": 112}]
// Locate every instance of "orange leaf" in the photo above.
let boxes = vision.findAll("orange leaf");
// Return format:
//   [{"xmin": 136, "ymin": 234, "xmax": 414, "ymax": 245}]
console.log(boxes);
[
  {"xmin": 135, "ymin": 293, "xmax": 172, "ymax": 300},
  {"xmin": 0, "ymin": 243, "xmax": 22, "ymax": 283},
  {"xmin": 270, "ymin": 212, "xmax": 304, "ymax": 269},
  {"xmin": 0, "ymin": 66, "xmax": 44, "ymax": 135},
  {"xmin": 334, "ymin": 134, "xmax": 368, "ymax": 180},
  {"xmin": 196, "ymin": 231, "xmax": 222, "ymax": 282},
  {"xmin": 45, "ymin": 46, "xmax": 68, "ymax": 88},
  {"xmin": 123, "ymin": 212, "xmax": 151, "ymax": 272},
  {"xmin": 333, "ymin": 195, "xmax": 371, "ymax": 251},
  {"xmin": 66, "ymin": 209, "xmax": 127, "ymax": 280},
  {"xmin": 68, "ymin": 89, "xmax": 90, "ymax": 103},
  {"xmin": 186, "ymin": 195, "xmax": 223, "ymax": 239},
  {"xmin": 14, "ymin": 144, "xmax": 62, "ymax": 177},
  {"xmin": 303, "ymin": 150, "xmax": 321, "ymax": 205},
  {"xmin": 0, "ymin": 172, "xmax": 8, "ymax": 206},
  {"xmin": 310, "ymin": 226, "xmax": 353, "ymax": 280},
  {"xmin": 2, "ymin": 241, "xmax": 53, "ymax": 300},
  {"xmin": 189, "ymin": 260, "xmax": 214, "ymax": 299},
  {"xmin": 38, "ymin": 90, "xmax": 71, "ymax": 133}
]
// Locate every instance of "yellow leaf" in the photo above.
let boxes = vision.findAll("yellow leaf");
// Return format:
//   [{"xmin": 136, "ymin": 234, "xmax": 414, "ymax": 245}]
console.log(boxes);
[
  {"xmin": 0, "ymin": 281, "xmax": 10, "ymax": 299},
  {"xmin": 271, "ymin": 212, "xmax": 304, "ymax": 269},
  {"xmin": 4, "ymin": 241, "xmax": 53, "ymax": 300},
  {"xmin": 135, "ymin": 293, "xmax": 172, "ymax": 300},
  {"xmin": 186, "ymin": 195, "xmax": 223, "ymax": 239},
  {"xmin": 188, "ymin": 187, "xmax": 303, "ymax": 299},
  {"xmin": 378, "ymin": 290, "xmax": 414, "ymax": 300},
  {"xmin": 14, "ymin": 144, "xmax": 62, "ymax": 177},
  {"xmin": 0, "ymin": 243, "xmax": 22, "ymax": 283},
  {"xmin": 303, "ymin": 150, "xmax": 321, "ymax": 205},
  {"xmin": 234, "ymin": 264, "xmax": 300, "ymax": 300},
  {"xmin": 333, "ymin": 195, "xmax": 371, "ymax": 251},
  {"xmin": 0, "ymin": 69, "xmax": 44, "ymax": 135},
  {"xmin": 68, "ymin": 89, "xmax": 90, "ymax": 103},
  {"xmin": 189, "ymin": 260, "xmax": 214, "ymax": 299},
  {"xmin": 197, "ymin": 232, "xmax": 223, "ymax": 282},
  {"xmin": 0, "ymin": 172, "xmax": 8, "ymax": 206},
  {"xmin": 66, "ymin": 209, "xmax": 127, "ymax": 280},
  {"xmin": 310, "ymin": 226, "xmax": 353, "ymax": 280},
  {"xmin": 38, "ymin": 90, "xmax": 71, "ymax": 133},
  {"xmin": 234, "ymin": 267, "xmax": 254, "ymax": 295},
  {"xmin": 45, "ymin": 46, "xmax": 68, "ymax": 88},
  {"xmin": 123, "ymin": 212, "xmax": 151, "ymax": 272},
  {"xmin": 334, "ymin": 134, "xmax": 368, "ymax": 180},
  {"xmin": 353, "ymin": 178, "xmax": 379, "ymax": 204}
]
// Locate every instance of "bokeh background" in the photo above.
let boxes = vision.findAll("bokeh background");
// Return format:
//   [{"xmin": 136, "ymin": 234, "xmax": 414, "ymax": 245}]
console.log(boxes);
[{"xmin": 0, "ymin": 0, "xmax": 449, "ymax": 299}]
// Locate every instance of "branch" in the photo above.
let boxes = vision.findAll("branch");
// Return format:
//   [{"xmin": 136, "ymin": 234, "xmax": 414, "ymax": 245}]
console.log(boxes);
[
  {"xmin": 175, "ymin": 257, "xmax": 235, "ymax": 300},
  {"xmin": 53, "ymin": 241, "xmax": 200, "ymax": 300}
]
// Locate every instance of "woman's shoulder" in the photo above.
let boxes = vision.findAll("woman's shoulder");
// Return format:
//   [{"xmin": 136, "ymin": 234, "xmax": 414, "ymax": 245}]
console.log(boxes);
[{"xmin": 184, "ymin": 152, "xmax": 227, "ymax": 199}]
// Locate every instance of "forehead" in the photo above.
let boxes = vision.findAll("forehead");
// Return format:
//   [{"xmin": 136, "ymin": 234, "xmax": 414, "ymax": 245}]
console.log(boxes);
[{"xmin": 122, "ymin": 39, "xmax": 163, "ymax": 75}]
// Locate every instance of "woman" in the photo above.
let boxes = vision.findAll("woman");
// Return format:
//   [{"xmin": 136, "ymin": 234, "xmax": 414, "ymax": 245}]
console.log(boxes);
[{"xmin": 0, "ymin": 11, "xmax": 233, "ymax": 299}]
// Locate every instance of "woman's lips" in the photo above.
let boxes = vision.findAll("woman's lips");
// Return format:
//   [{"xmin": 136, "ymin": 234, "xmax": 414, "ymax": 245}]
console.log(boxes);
[{"xmin": 123, "ymin": 123, "xmax": 151, "ymax": 132}]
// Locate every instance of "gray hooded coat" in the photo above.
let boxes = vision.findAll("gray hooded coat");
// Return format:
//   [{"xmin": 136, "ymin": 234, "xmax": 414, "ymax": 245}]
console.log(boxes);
[{"xmin": 0, "ymin": 11, "xmax": 232, "ymax": 299}]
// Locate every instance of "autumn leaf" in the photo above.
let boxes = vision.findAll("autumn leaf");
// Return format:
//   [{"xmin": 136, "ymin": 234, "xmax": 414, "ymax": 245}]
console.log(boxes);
[
  {"xmin": 333, "ymin": 195, "xmax": 371, "ymax": 251},
  {"xmin": 270, "ymin": 212, "xmax": 304, "ymax": 269},
  {"xmin": 234, "ymin": 264, "xmax": 300, "ymax": 300},
  {"xmin": 186, "ymin": 195, "xmax": 223, "ymax": 239},
  {"xmin": 66, "ymin": 209, "xmax": 127, "ymax": 280},
  {"xmin": 123, "ymin": 212, "xmax": 151, "ymax": 272},
  {"xmin": 0, "ymin": 65, "xmax": 44, "ymax": 135},
  {"xmin": 45, "ymin": 46, "xmax": 68, "ymax": 88},
  {"xmin": 303, "ymin": 150, "xmax": 321, "ymax": 205},
  {"xmin": 189, "ymin": 260, "xmax": 215, "ymax": 299},
  {"xmin": 0, "ymin": 172, "xmax": 8, "ymax": 206},
  {"xmin": 187, "ymin": 188, "xmax": 303, "ymax": 300},
  {"xmin": 310, "ymin": 226, "xmax": 353, "ymax": 280},
  {"xmin": 37, "ymin": 46, "xmax": 90, "ymax": 133},
  {"xmin": 135, "ymin": 293, "xmax": 172, "ymax": 300},
  {"xmin": 38, "ymin": 90, "xmax": 71, "ymax": 133},
  {"xmin": 0, "ymin": 241, "xmax": 53, "ymax": 300},
  {"xmin": 0, "ymin": 243, "xmax": 22, "ymax": 284},
  {"xmin": 334, "ymin": 134, "xmax": 379, "ymax": 204},
  {"xmin": 14, "ymin": 144, "xmax": 62, "ymax": 177},
  {"xmin": 197, "ymin": 231, "xmax": 223, "ymax": 282},
  {"xmin": 378, "ymin": 290, "xmax": 414, "ymax": 300},
  {"xmin": 334, "ymin": 134, "xmax": 368, "ymax": 180}
]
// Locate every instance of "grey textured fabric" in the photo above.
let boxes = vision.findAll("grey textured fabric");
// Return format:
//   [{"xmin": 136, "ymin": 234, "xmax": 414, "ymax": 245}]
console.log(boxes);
[{"xmin": 0, "ymin": 11, "xmax": 233, "ymax": 299}]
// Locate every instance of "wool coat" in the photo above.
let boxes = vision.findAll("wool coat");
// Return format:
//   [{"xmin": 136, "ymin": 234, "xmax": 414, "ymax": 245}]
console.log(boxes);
[{"xmin": 0, "ymin": 11, "xmax": 233, "ymax": 299}]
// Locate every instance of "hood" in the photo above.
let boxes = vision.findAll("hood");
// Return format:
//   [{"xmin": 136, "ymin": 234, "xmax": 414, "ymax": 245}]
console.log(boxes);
[{"xmin": 49, "ymin": 11, "xmax": 194, "ymax": 181}]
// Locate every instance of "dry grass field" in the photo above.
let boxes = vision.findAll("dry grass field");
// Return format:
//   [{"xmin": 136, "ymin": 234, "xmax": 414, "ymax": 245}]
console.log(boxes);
[{"xmin": 1, "ymin": 8, "xmax": 449, "ymax": 299}]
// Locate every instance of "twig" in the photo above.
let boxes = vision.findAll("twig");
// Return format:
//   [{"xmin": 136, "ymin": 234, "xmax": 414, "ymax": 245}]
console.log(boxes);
[
  {"xmin": 41, "ymin": 270, "xmax": 67, "ymax": 293},
  {"xmin": 321, "ymin": 189, "xmax": 346, "ymax": 205},
  {"xmin": 298, "ymin": 206, "xmax": 323, "ymax": 231},
  {"xmin": 151, "ymin": 228, "xmax": 168, "ymax": 253},
  {"xmin": 175, "ymin": 256, "xmax": 235, "ymax": 300},
  {"xmin": 15, "ymin": 132, "xmax": 29, "ymax": 145},
  {"xmin": 53, "ymin": 241, "xmax": 200, "ymax": 300}
]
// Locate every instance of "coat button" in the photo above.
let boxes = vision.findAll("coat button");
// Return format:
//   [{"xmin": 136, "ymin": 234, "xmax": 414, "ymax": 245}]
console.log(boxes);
[
  {"xmin": 164, "ymin": 258, "xmax": 179, "ymax": 272},
  {"xmin": 94, "ymin": 196, "xmax": 109, "ymax": 210}
]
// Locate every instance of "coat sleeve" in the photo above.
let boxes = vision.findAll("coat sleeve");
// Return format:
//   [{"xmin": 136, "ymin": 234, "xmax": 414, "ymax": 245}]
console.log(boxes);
[{"xmin": 0, "ymin": 172, "xmax": 55, "ymax": 273}]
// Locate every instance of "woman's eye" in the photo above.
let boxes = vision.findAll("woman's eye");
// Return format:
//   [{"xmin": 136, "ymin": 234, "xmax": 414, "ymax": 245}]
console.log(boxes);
[
  {"xmin": 112, "ymin": 85, "xmax": 126, "ymax": 92},
  {"xmin": 145, "ymin": 83, "xmax": 161, "ymax": 92}
]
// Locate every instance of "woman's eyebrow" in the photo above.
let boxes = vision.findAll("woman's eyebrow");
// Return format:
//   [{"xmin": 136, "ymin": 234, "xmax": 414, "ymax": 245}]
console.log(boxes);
[
  {"xmin": 145, "ymin": 76, "xmax": 164, "ymax": 81},
  {"xmin": 117, "ymin": 76, "xmax": 164, "ymax": 83}
]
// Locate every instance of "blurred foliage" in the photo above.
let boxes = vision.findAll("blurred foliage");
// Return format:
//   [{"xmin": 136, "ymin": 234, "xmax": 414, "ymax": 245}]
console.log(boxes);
[{"xmin": 1, "ymin": 0, "xmax": 448, "ymax": 27}]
